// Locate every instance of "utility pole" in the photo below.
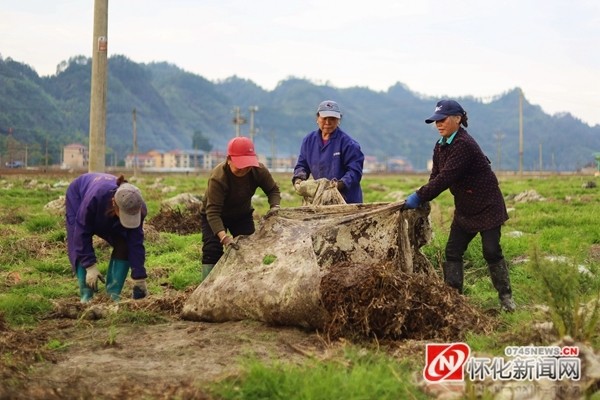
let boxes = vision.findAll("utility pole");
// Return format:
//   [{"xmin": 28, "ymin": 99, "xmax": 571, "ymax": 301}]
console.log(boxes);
[
  {"xmin": 88, "ymin": 0, "xmax": 108, "ymax": 172},
  {"xmin": 539, "ymin": 142, "xmax": 543, "ymax": 174},
  {"xmin": 270, "ymin": 130, "xmax": 276, "ymax": 169},
  {"xmin": 518, "ymin": 88, "xmax": 524, "ymax": 176},
  {"xmin": 494, "ymin": 131, "xmax": 504, "ymax": 171},
  {"xmin": 232, "ymin": 106, "xmax": 246, "ymax": 137},
  {"xmin": 249, "ymin": 106, "xmax": 259, "ymax": 141},
  {"xmin": 132, "ymin": 108, "xmax": 138, "ymax": 177},
  {"xmin": 7, "ymin": 127, "xmax": 13, "ymax": 165}
]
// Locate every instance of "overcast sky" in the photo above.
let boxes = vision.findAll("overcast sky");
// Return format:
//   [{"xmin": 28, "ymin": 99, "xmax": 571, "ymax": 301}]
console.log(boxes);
[{"xmin": 1, "ymin": 0, "xmax": 598, "ymax": 126}]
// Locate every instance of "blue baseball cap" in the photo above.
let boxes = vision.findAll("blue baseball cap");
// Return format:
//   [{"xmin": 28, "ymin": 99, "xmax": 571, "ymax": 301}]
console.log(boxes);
[{"xmin": 425, "ymin": 100, "xmax": 466, "ymax": 124}]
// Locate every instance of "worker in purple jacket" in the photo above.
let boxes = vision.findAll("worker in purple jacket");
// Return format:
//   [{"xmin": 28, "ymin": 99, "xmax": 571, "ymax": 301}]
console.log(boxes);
[
  {"xmin": 65, "ymin": 173, "xmax": 148, "ymax": 303},
  {"xmin": 403, "ymin": 99, "xmax": 516, "ymax": 312},
  {"xmin": 292, "ymin": 100, "xmax": 364, "ymax": 203}
]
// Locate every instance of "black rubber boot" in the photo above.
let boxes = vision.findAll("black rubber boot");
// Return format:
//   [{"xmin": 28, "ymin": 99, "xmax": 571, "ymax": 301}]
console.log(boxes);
[
  {"xmin": 443, "ymin": 261, "xmax": 464, "ymax": 294},
  {"xmin": 488, "ymin": 259, "xmax": 516, "ymax": 312}
]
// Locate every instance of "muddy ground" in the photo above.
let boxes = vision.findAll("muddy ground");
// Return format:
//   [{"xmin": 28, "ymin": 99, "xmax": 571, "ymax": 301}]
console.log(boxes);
[
  {"xmin": 1, "ymin": 292, "xmax": 329, "ymax": 400},
  {"xmin": 1, "ymin": 268, "xmax": 505, "ymax": 400},
  {"xmin": 0, "ymin": 290, "xmax": 445, "ymax": 400}
]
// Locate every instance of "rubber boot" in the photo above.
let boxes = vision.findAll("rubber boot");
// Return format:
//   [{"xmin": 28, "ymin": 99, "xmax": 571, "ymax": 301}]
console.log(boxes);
[
  {"xmin": 488, "ymin": 259, "xmax": 516, "ymax": 312},
  {"xmin": 202, "ymin": 264, "xmax": 215, "ymax": 280},
  {"xmin": 76, "ymin": 263, "xmax": 94, "ymax": 303},
  {"xmin": 443, "ymin": 261, "xmax": 464, "ymax": 294},
  {"xmin": 106, "ymin": 259, "xmax": 130, "ymax": 301}
]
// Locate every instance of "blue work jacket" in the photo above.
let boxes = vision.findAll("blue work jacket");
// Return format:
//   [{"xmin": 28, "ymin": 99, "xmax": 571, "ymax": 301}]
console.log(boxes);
[
  {"xmin": 293, "ymin": 127, "xmax": 364, "ymax": 203},
  {"xmin": 65, "ymin": 173, "xmax": 147, "ymax": 279}
]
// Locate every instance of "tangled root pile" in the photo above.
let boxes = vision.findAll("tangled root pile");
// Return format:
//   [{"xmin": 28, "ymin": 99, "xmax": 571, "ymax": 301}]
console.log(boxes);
[{"xmin": 320, "ymin": 262, "xmax": 496, "ymax": 341}]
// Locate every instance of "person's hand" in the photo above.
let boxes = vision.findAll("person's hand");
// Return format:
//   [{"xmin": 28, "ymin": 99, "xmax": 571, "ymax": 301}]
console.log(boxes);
[
  {"xmin": 403, "ymin": 192, "xmax": 422, "ymax": 209},
  {"xmin": 132, "ymin": 279, "xmax": 148, "ymax": 299},
  {"xmin": 221, "ymin": 235, "xmax": 240, "ymax": 250},
  {"xmin": 265, "ymin": 205, "xmax": 280, "ymax": 218},
  {"xmin": 293, "ymin": 178, "xmax": 303, "ymax": 192},
  {"xmin": 336, "ymin": 180, "xmax": 345, "ymax": 192},
  {"xmin": 85, "ymin": 265, "xmax": 104, "ymax": 291}
]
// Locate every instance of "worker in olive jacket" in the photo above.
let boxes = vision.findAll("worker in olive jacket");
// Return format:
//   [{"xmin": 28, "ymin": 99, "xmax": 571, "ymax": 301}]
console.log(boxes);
[{"xmin": 200, "ymin": 136, "xmax": 281, "ymax": 280}]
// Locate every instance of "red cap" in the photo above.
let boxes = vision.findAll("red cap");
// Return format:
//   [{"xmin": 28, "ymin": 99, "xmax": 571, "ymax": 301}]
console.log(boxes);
[{"xmin": 227, "ymin": 137, "xmax": 259, "ymax": 169}]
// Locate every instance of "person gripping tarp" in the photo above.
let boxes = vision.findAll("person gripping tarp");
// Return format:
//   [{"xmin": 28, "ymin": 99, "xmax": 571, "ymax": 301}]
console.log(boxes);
[
  {"xmin": 181, "ymin": 201, "xmax": 433, "ymax": 332},
  {"xmin": 293, "ymin": 178, "xmax": 346, "ymax": 206}
]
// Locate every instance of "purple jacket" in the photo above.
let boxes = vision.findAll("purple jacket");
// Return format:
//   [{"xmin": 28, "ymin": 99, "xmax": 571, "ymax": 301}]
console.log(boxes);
[
  {"xmin": 65, "ymin": 173, "xmax": 147, "ymax": 279},
  {"xmin": 416, "ymin": 128, "xmax": 508, "ymax": 233},
  {"xmin": 293, "ymin": 127, "xmax": 364, "ymax": 203}
]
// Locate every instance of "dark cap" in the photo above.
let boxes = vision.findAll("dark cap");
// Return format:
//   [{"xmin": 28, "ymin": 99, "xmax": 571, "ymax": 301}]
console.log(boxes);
[{"xmin": 425, "ymin": 100, "xmax": 466, "ymax": 124}]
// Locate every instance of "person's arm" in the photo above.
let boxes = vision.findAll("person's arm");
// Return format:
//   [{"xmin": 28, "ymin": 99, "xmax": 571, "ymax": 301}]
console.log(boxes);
[
  {"xmin": 127, "ymin": 207, "xmax": 147, "ymax": 280},
  {"xmin": 205, "ymin": 176, "xmax": 228, "ymax": 237},
  {"xmin": 417, "ymin": 140, "xmax": 471, "ymax": 202},
  {"xmin": 72, "ymin": 198, "xmax": 99, "ymax": 268},
  {"xmin": 338, "ymin": 138, "xmax": 364, "ymax": 190},
  {"xmin": 292, "ymin": 135, "xmax": 312, "ymax": 183}
]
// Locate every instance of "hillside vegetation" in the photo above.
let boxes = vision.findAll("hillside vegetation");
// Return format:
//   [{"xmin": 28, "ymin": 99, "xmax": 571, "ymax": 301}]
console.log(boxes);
[{"xmin": 1, "ymin": 55, "xmax": 600, "ymax": 171}]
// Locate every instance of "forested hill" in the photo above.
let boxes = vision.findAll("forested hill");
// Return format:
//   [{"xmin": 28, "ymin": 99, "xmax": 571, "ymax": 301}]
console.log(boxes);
[{"xmin": 1, "ymin": 54, "xmax": 599, "ymax": 171}]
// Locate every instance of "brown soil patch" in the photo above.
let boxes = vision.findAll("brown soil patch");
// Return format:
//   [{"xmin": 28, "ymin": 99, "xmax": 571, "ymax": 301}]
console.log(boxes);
[
  {"xmin": 0, "ymin": 291, "xmax": 327, "ymax": 400},
  {"xmin": 147, "ymin": 204, "xmax": 202, "ymax": 235},
  {"xmin": 1, "ymin": 271, "xmax": 497, "ymax": 400}
]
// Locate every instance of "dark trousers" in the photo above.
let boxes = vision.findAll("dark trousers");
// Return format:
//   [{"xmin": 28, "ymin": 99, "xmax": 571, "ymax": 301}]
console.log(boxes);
[
  {"xmin": 201, "ymin": 212, "xmax": 255, "ymax": 264},
  {"xmin": 110, "ymin": 234, "xmax": 129, "ymax": 260},
  {"xmin": 445, "ymin": 223, "xmax": 504, "ymax": 265}
]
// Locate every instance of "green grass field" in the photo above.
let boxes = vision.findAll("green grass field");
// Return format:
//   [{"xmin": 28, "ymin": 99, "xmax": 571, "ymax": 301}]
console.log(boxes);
[{"xmin": 1, "ymin": 171, "xmax": 599, "ymax": 399}]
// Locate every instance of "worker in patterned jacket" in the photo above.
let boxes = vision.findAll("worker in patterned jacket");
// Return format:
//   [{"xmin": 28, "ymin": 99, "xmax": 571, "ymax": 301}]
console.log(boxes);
[{"xmin": 403, "ymin": 99, "xmax": 516, "ymax": 312}]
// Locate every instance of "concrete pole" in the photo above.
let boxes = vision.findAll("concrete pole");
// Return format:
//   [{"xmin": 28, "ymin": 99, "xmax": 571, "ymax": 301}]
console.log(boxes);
[
  {"xmin": 249, "ymin": 106, "xmax": 259, "ymax": 141},
  {"xmin": 132, "ymin": 108, "xmax": 138, "ymax": 177},
  {"xmin": 518, "ymin": 88, "xmax": 524, "ymax": 176},
  {"xmin": 539, "ymin": 142, "xmax": 543, "ymax": 174},
  {"xmin": 234, "ymin": 106, "xmax": 241, "ymax": 137},
  {"xmin": 88, "ymin": 0, "xmax": 109, "ymax": 172}
]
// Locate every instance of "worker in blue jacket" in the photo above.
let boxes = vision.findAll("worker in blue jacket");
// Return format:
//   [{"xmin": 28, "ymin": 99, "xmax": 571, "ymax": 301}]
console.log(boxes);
[
  {"xmin": 65, "ymin": 173, "xmax": 148, "ymax": 303},
  {"xmin": 292, "ymin": 100, "xmax": 365, "ymax": 203}
]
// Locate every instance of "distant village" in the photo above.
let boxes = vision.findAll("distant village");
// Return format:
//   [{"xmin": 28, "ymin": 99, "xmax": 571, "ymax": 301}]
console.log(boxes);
[
  {"xmin": 5, "ymin": 141, "xmax": 600, "ymax": 175},
  {"xmin": 61, "ymin": 143, "xmax": 415, "ymax": 173}
]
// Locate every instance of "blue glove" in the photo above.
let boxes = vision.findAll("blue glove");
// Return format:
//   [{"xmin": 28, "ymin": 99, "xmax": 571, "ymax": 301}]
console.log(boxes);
[{"xmin": 404, "ymin": 192, "xmax": 422, "ymax": 209}]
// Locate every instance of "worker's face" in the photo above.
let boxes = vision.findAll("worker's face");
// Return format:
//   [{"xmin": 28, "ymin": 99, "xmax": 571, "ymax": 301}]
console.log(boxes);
[
  {"xmin": 228, "ymin": 160, "xmax": 251, "ymax": 177},
  {"xmin": 434, "ymin": 115, "xmax": 461, "ymax": 138},
  {"xmin": 316, "ymin": 115, "xmax": 340, "ymax": 136}
]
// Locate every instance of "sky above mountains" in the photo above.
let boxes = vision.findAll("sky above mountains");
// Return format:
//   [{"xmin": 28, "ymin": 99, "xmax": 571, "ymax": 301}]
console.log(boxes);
[{"xmin": 1, "ymin": 0, "xmax": 598, "ymax": 126}]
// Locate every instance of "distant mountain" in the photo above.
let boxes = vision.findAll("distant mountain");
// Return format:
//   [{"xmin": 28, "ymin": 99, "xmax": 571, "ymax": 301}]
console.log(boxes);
[{"xmin": 1, "ymin": 54, "xmax": 599, "ymax": 171}]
